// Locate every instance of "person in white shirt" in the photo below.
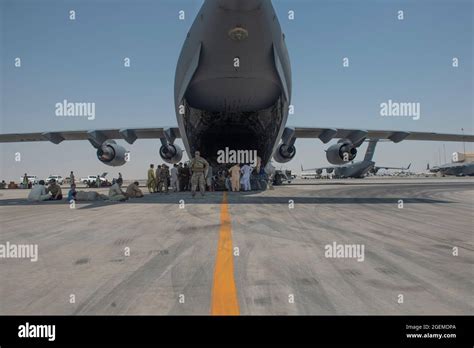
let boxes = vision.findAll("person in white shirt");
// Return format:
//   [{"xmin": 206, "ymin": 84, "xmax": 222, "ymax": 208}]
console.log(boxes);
[
  {"xmin": 240, "ymin": 164, "xmax": 252, "ymax": 191},
  {"xmin": 27, "ymin": 180, "xmax": 50, "ymax": 201},
  {"xmin": 264, "ymin": 161, "xmax": 276, "ymax": 190},
  {"xmin": 170, "ymin": 164, "xmax": 179, "ymax": 192}
]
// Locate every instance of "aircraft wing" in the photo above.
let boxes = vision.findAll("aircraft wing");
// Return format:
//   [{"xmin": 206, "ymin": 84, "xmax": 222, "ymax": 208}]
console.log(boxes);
[
  {"xmin": 1, "ymin": 126, "xmax": 471, "ymax": 145},
  {"xmin": 301, "ymin": 164, "xmax": 340, "ymax": 172},
  {"xmin": 292, "ymin": 127, "xmax": 474, "ymax": 143},
  {"xmin": 0, "ymin": 127, "xmax": 181, "ymax": 146},
  {"xmin": 375, "ymin": 163, "xmax": 411, "ymax": 171}
]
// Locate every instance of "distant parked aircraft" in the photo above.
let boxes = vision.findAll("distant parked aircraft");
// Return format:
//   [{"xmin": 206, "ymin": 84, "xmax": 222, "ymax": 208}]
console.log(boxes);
[
  {"xmin": 301, "ymin": 140, "xmax": 410, "ymax": 178},
  {"xmin": 429, "ymin": 162, "xmax": 474, "ymax": 176}
]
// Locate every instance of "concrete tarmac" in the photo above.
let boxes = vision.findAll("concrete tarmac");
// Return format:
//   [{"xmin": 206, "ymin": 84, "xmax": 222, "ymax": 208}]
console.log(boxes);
[{"xmin": 0, "ymin": 177, "xmax": 472, "ymax": 315}]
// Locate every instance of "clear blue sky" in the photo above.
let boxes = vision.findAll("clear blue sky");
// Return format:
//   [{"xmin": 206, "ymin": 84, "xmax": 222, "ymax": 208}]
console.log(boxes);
[{"xmin": 1, "ymin": 0, "xmax": 472, "ymax": 181}]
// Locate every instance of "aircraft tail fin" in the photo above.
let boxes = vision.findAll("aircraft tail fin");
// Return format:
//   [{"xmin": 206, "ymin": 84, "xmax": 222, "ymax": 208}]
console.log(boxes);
[{"xmin": 364, "ymin": 140, "xmax": 378, "ymax": 161}]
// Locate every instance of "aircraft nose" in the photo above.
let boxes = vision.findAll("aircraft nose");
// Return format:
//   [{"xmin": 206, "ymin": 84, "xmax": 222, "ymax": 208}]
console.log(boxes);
[{"xmin": 217, "ymin": 0, "xmax": 262, "ymax": 11}]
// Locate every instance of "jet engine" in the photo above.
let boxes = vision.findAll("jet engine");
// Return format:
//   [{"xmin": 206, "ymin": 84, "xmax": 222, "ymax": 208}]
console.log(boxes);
[
  {"xmin": 326, "ymin": 140, "xmax": 357, "ymax": 165},
  {"xmin": 326, "ymin": 168, "xmax": 334, "ymax": 174},
  {"xmin": 273, "ymin": 143, "xmax": 296, "ymax": 163},
  {"xmin": 159, "ymin": 143, "xmax": 183, "ymax": 164},
  {"xmin": 316, "ymin": 169, "xmax": 323, "ymax": 175},
  {"xmin": 97, "ymin": 140, "xmax": 128, "ymax": 166}
]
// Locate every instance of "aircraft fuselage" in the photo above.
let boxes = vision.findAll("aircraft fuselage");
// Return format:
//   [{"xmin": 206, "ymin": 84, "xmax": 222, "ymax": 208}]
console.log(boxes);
[
  {"xmin": 334, "ymin": 161, "xmax": 375, "ymax": 178},
  {"xmin": 174, "ymin": 0, "xmax": 291, "ymax": 166}
]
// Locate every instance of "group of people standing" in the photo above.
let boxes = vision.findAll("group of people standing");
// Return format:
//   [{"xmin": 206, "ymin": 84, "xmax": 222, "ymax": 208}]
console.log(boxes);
[
  {"xmin": 146, "ymin": 151, "xmax": 210, "ymax": 197},
  {"xmin": 146, "ymin": 151, "xmax": 276, "ymax": 195},
  {"xmin": 147, "ymin": 163, "xmax": 182, "ymax": 194},
  {"xmin": 227, "ymin": 163, "xmax": 254, "ymax": 191}
]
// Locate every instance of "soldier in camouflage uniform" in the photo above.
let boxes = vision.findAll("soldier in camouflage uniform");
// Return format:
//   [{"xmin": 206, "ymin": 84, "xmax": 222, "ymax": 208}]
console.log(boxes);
[
  {"xmin": 158, "ymin": 164, "xmax": 170, "ymax": 194},
  {"xmin": 155, "ymin": 165, "xmax": 162, "ymax": 192},
  {"xmin": 190, "ymin": 151, "xmax": 209, "ymax": 197}
]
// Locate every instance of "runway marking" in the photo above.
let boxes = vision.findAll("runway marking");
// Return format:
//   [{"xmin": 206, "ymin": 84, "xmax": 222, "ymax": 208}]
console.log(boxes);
[{"xmin": 211, "ymin": 191, "xmax": 240, "ymax": 315}]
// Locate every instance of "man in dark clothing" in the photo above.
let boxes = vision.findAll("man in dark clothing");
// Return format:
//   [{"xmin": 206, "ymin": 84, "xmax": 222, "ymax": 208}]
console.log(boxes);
[{"xmin": 179, "ymin": 163, "xmax": 191, "ymax": 191}]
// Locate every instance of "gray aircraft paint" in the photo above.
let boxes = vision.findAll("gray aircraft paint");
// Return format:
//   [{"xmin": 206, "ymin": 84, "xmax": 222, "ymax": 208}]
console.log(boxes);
[
  {"xmin": 174, "ymin": 0, "xmax": 291, "ymax": 165},
  {"xmin": 430, "ymin": 162, "xmax": 474, "ymax": 176},
  {"xmin": 304, "ymin": 140, "xmax": 410, "ymax": 178},
  {"xmin": 1, "ymin": 0, "xmax": 473, "ymax": 175}
]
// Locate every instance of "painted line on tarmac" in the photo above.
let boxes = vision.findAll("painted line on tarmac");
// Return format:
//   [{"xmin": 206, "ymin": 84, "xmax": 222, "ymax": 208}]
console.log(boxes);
[{"xmin": 210, "ymin": 191, "xmax": 240, "ymax": 315}]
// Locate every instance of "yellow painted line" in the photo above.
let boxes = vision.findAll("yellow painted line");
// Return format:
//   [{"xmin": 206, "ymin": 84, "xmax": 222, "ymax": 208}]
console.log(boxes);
[{"xmin": 211, "ymin": 191, "xmax": 240, "ymax": 315}]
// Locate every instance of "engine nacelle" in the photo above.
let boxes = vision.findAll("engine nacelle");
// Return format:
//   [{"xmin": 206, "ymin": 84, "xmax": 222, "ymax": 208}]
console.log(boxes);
[
  {"xmin": 316, "ymin": 169, "xmax": 323, "ymax": 175},
  {"xmin": 273, "ymin": 143, "xmax": 296, "ymax": 163},
  {"xmin": 159, "ymin": 143, "xmax": 183, "ymax": 164},
  {"xmin": 97, "ymin": 140, "xmax": 128, "ymax": 166},
  {"xmin": 326, "ymin": 140, "xmax": 357, "ymax": 165}
]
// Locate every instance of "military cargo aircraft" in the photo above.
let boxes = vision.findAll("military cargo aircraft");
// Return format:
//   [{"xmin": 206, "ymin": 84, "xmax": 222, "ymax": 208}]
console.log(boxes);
[
  {"xmin": 429, "ymin": 162, "xmax": 474, "ymax": 176},
  {"xmin": 301, "ymin": 140, "xmax": 411, "ymax": 178},
  {"xmin": 1, "ymin": 0, "xmax": 473, "ymax": 169}
]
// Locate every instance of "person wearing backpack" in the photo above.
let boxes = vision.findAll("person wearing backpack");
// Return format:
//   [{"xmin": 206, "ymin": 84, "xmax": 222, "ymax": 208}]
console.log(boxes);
[{"xmin": 189, "ymin": 151, "xmax": 209, "ymax": 197}]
